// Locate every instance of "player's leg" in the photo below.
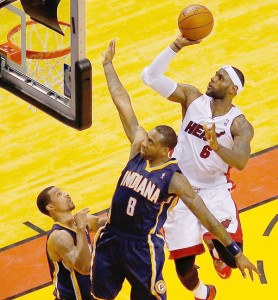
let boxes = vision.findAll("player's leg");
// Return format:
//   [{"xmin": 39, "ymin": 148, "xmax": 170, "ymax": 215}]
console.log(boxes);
[
  {"xmin": 174, "ymin": 255, "xmax": 198, "ymax": 289},
  {"xmin": 125, "ymin": 234, "xmax": 167, "ymax": 300},
  {"xmin": 164, "ymin": 200, "xmax": 215, "ymax": 300},
  {"xmin": 202, "ymin": 186, "xmax": 243, "ymax": 279},
  {"xmin": 91, "ymin": 228, "xmax": 125, "ymax": 300},
  {"xmin": 174, "ymin": 256, "xmax": 216, "ymax": 300},
  {"xmin": 202, "ymin": 238, "xmax": 232, "ymax": 279}
]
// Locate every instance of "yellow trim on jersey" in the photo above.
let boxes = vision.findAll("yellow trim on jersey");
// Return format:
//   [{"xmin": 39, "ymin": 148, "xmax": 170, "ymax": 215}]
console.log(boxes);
[
  {"xmin": 107, "ymin": 207, "xmax": 112, "ymax": 224},
  {"xmin": 91, "ymin": 226, "xmax": 105, "ymax": 268},
  {"xmin": 149, "ymin": 195, "xmax": 178, "ymax": 235},
  {"xmin": 70, "ymin": 270, "xmax": 82, "ymax": 300},
  {"xmin": 149, "ymin": 202, "xmax": 165, "ymax": 235},
  {"xmin": 90, "ymin": 292, "xmax": 107, "ymax": 300},
  {"xmin": 90, "ymin": 227, "xmax": 107, "ymax": 300},
  {"xmin": 52, "ymin": 262, "xmax": 60, "ymax": 299},
  {"xmin": 168, "ymin": 195, "xmax": 179, "ymax": 212},
  {"xmin": 62, "ymin": 261, "xmax": 82, "ymax": 300},
  {"xmin": 145, "ymin": 159, "xmax": 178, "ymax": 172},
  {"xmin": 165, "ymin": 195, "xmax": 179, "ymax": 205},
  {"xmin": 148, "ymin": 235, "xmax": 163, "ymax": 300}
]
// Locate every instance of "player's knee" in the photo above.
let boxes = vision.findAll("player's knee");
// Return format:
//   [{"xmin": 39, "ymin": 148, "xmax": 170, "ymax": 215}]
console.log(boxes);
[
  {"xmin": 174, "ymin": 256, "xmax": 199, "ymax": 290},
  {"xmin": 204, "ymin": 239, "xmax": 214, "ymax": 251},
  {"xmin": 174, "ymin": 255, "xmax": 196, "ymax": 276}
]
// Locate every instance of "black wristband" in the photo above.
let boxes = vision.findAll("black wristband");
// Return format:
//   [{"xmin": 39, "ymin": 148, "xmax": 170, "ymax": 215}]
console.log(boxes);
[{"xmin": 226, "ymin": 242, "xmax": 241, "ymax": 256}]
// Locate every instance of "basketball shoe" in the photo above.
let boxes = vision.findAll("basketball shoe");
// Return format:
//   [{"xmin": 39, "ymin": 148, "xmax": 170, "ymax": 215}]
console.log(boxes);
[
  {"xmin": 195, "ymin": 285, "xmax": 216, "ymax": 300},
  {"xmin": 213, "ymin": 258, "xmax": 232, "ymax": 279}
]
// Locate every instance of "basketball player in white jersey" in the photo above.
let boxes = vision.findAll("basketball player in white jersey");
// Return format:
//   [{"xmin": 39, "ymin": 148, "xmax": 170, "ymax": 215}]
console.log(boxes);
[{"xmin": 141, "ymin": 34, "xmax": 254, "ymax": 300}]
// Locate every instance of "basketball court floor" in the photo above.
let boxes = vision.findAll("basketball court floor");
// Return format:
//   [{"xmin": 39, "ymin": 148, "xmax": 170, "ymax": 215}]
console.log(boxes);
[{"xmin": 0, "ymin": 0, "xmax": 277, "ymax": 299}]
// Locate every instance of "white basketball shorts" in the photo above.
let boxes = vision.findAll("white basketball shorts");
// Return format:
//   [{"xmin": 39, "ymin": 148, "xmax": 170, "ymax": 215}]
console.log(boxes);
[{"xmin": 163, "ymin": 185, "xmax": 243, "ymax": 259}]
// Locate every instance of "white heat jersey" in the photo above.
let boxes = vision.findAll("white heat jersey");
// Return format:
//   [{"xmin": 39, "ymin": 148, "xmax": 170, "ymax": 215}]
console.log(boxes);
[{"xmin": 172, "ymin": 94, "xmax": 243, "ymax": 189}]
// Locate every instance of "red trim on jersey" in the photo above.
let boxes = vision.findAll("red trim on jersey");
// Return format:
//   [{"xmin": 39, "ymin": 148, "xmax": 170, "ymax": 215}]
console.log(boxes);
[
  {"xmin": 168, "ymin": 244, "xmax": 205, "ymax": 259},
  {"xmin": 225, "ymin": 166, "xmax": 236, "ymax": 191}
]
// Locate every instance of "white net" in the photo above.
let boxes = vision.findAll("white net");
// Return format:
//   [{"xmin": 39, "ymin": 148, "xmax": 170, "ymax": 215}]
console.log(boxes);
[{"xmin": 8, "ymin": 21, "xmax": 71, "ymax": 95}]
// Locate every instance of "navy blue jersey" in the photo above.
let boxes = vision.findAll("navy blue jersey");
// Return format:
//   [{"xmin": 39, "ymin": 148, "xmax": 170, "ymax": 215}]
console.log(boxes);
[
  {"xmin": 46, "ymin": 223, "xmax": 92, "ymax": 300},
  {"xmin": 108, "ymin": 153, "xmax": 181, "ymax": 235}
]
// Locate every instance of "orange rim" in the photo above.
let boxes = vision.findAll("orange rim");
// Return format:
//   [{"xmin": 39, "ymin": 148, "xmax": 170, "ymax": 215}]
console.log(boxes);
[{"xmin": 7, "ymin": 20, "xmax": 71, "ymax": 59}]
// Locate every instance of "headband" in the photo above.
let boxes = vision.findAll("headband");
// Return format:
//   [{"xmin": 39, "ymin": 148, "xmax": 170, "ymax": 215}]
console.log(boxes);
[{"xmin": 221, "ymin": 65, "xmax": 243, "ymax": 94}]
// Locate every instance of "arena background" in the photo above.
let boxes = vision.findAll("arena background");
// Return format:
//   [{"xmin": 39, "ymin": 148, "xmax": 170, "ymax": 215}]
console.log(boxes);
[{"xmin": 0, "ymin": 0, "xmax": 277, "ymax": 299}]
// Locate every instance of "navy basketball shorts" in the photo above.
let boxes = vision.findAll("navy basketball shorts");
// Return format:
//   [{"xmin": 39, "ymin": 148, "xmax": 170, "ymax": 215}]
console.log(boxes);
[{"xmin": 91, "ymin": 227, "xmax": 167, "ymax": 300}]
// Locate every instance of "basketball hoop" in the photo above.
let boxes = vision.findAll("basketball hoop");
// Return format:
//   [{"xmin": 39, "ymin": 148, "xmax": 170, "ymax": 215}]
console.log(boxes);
[
  {"xmin": 7, "ymin": 20, "xmax": 71, "ymax": 59},
  {"xmin": 1, "ymin": 20, "xmax": 71, "ymax": 95}
]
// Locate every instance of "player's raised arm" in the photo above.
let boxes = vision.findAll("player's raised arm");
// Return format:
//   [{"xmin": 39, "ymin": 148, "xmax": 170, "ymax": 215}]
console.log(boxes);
[
  {"xmin": 102, "ymin": 40, "xmax": 147, "ymax": 159},
  {"xmin": 141, "ymin": 34, "xmax": 201, "ymax": 109},
  {"xmin": 168, "ymin": 172, "xmax": 260, "ymax": 280},
  {"xmin": 102, "ymin": 40, "xmax": 141, "ymax": 143}
]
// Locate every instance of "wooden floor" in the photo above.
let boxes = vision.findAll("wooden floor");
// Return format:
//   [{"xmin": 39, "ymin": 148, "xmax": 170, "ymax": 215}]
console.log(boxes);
[{"xmin": 0, "ymin": 0, "xmax": 277, "ymax": 299}]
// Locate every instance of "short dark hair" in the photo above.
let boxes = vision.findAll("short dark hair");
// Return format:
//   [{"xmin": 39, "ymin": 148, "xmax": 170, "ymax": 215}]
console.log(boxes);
[
  {"xmin": 37, "ymin": 186, "xmax": 54, "ymax": 216},
  {"xmin": 155, "ymin": 125, "xmax": 177, "ymax": 150},
  {"xmin": 232, "ymin": 66, "xmax": 245, "ymax": 87}
]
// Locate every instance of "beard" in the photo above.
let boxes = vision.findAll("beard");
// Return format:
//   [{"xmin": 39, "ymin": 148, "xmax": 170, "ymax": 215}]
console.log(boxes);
[
  {"xmin": 140, "ymin": 152, "xmax": 148, "ymax": 160},
  {"xmin": 206, "ymin": 89, "xmax": 226, "ymax": 99},
  {"xmin": 206, "ymin": 89, "xmax": 216, "ymax": 98}
]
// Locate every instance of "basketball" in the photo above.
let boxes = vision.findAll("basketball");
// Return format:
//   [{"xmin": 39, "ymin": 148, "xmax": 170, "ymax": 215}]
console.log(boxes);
[{"xmin": 178, "ymin": 4, "xmax": 214, "ymax": 41}]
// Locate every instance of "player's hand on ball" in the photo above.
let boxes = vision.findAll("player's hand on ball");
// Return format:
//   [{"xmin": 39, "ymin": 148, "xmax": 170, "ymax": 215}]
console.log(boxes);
[
  {"xmin": 175, "ymin": 33, "xmax": 202, "ymax": 48},
  {"xmin": 102, "ymin": 39, "xmax": 116, "ymax": 65}
]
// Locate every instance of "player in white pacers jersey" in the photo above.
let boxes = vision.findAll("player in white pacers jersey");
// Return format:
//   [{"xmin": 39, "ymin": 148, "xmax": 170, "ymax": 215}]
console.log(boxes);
[{"xmin": 141, "ymin": 34, "xmax": 254, "ymax": 300}]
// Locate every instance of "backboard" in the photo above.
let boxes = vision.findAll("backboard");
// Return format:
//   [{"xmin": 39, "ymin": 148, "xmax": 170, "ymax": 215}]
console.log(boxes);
[{"xmin": 0, "ymin": 0, "xmax": 92, "ymax": 130}]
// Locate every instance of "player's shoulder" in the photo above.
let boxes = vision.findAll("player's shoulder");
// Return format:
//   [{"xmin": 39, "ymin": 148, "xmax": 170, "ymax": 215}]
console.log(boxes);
[
  {"xmin": 128, "ymin": 151, "xmax": 143, "ymax": 163},
  {"xmin": 179, "ymin": 84, "xmax": 202, "ymax": 99},
  {"xmin": 187, "ymin": 92, "xmax": 210, "ymax": 111},
  {"xmin": 48, "ymin": 228, "xmax": 73, "ymax": 246},
  {"xmin": 47, "ymin": 230, "xmax": 70, "ymax": 261},
  {"xmin": 168, "ymin": 171, "xmax": 191, "ymax": 196},
  {"xmin": 232, "ymin": 114, "xmax": 254, "ymax": 138},
  {"xmin": 129, "ymin": 127, "xmax": 147, "ymax": 161},
  {"xmin": 166, "ymin": 158, "xmax": 181, "ymax": 170},
  {"xmin": 233, "ymin": 114, "xmax": 252, "ymax": 127},
  {"xmin": 171, "ymin": 83, "xmax": 202, "ymax": 108},
  {"xmin": 47, "ymin": 229, "xmax": 75, "ymax": 260}
]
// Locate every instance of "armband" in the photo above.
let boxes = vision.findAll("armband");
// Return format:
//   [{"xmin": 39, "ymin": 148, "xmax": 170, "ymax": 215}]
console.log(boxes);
[
  {"xmin": 141, "ymin": 47, "xmax": 178, "ymax": 98},
  {"xmin": 226, "ymin": 242, "xmax": 241, "ymax": 256}
]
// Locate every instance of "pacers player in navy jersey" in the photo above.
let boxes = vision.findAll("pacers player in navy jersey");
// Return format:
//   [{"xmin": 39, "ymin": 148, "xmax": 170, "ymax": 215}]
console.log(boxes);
[
  {"xmin": 37, "ymin": 186, "xmax": 106, "ymax": 300},
  {"xmin": 141, "ymin": 34, "xmax": 256, "ymax": 299},
  {"xmin": 90, "ymin": 40, "xmax": 259, "ymax": 300}
]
